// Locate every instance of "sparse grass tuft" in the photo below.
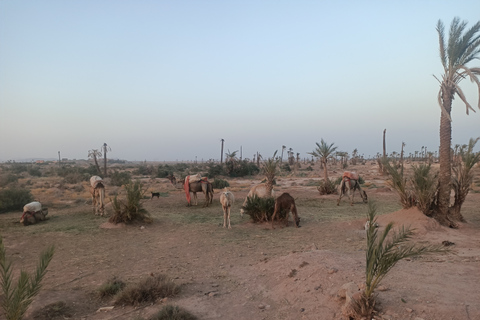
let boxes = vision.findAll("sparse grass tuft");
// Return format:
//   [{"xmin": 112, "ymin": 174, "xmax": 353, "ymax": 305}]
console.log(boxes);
[
  {"xmin": 150, "ymin": 305, "xmax": 198, "ymax": 320},
  {"xmin": 115, "ymin": 274, "xmax": 180, "ymax": 306},
  {"xmin": 97, "ymin": 276, "xmax": 126, "ymax": 298},
  {"xmin": 30, "ymin": 301, "xmax": 72, "ymax": 320}
]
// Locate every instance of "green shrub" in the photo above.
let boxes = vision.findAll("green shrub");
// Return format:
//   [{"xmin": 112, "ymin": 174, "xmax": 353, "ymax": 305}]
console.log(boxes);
[
  {"xmin": 151, "ymin": 305, "xmax": 198, "ymax": 320},
  {"xmin": 110, "ymin": 170, "xmax": 132, "ymax": 187},
  {"xmin": 115, "ymin": 274, "xmax": 180, "ymax": 306},
  {"xmin": 211, "ymin": 179, "xmax": 229, "ymax": 189},
  {"xmin": 241, "ymin": 195, "xmax": 275, "ymax": 222},
  {"xmin": 0, "ymin": 187, "xmax": 34, "ymax": 213}
]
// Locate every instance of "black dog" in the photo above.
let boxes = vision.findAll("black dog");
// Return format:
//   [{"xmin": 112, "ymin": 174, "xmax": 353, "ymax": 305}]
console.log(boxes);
[{"xmin": 151, "ymin": 192, "xmax": 160, "ymax": 199}]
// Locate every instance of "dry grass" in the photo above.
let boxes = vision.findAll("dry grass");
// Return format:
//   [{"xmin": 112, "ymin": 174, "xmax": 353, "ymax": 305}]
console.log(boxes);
[{"xmin": 115, "ymin": 274, "xmax": 181, "ymax": 306}]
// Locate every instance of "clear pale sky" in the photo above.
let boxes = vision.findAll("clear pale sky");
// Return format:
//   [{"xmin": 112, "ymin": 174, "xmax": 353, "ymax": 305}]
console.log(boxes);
[{"xmin": 1, "ymin": 1, "xmax": 479, "ymax": 162}]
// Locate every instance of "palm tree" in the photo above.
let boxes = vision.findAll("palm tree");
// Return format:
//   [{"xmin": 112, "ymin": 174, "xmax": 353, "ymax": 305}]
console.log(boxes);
[
  {"xmin": 262, "ymin": 151, "xmax": 279, "ymax": 196},
  {"xmin": 88, "ymin": 149, "xmax": 102, "ymax": 175},
  {"xmin": 224, "ymin": 150, "xmax": 239, "ymax": 176},
  {"xmin": 308, "ymin": 139, "xmax": 338, "ymax": 181},
  {"xmin": 281, "ymin": 145, "xmax": 286, "ymax": 163},
  {"xmin": 434, "ymin": 17, "xmax": 480, "ymax": 226}
]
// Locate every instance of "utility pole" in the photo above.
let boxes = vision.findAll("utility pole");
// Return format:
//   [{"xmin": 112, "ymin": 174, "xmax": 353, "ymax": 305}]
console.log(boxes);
[{"xmin": 220, "ymin": 139, "xmax": 224, "ymax": 163}]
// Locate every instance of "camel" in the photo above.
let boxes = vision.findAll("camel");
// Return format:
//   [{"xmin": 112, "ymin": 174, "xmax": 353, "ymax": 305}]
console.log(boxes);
[
  {"xmin": 240, "ymin": 183, "xmax": 275, "ymax": 218},
  {"xmin": 219, "ymin": 188, "xmax": 235, "ymax": 229},
  {"xmin": 271, "ymin": 193, "xmax": 300, "ymax": 229},
  {"xmin": 337, "ymin": 171, "xmax": 368, "ymax": 206},
  {"xmin": 20, "ymin": 201, "xmax": 49, "ymax": 226},
  {"xmin": 167, "ymin": 175, "xmax": 213, "ymax": 207},
  {"xmin": 90, "ymin": 176, "xmax": 105, "ymax": 215}
]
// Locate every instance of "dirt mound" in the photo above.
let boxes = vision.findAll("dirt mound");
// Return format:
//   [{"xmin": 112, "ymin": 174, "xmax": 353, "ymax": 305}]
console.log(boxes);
[{"xmin": 376, "ymin": 207, "xmax": 442, "ymax": 235}]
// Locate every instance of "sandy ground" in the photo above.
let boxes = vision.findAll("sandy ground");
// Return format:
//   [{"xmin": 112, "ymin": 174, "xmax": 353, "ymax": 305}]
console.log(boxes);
[{"xmin": 1, "ymin": 169, "xmax": 479, "ymax": 320}]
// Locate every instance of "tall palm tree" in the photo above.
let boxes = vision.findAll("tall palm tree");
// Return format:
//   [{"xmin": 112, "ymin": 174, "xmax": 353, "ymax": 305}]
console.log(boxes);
[
  {"xmin": 308, "ymin": 139, "xmax": 338, "ymax": 181},
  {"xmin": 281, "ymin": 145, "xmax": 286, "ymax": 163},
  {"xmin": 434, "ymin": 17, "xmax": 480, "ymax": 226}
]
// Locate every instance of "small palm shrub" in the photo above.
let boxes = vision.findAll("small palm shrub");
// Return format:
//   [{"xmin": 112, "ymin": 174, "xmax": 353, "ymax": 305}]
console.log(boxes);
[
  {"xmin": 27, "ymin": 167, "xmax": 42, "ymax": 177},
  {"xmin": 348, "ymin": 203, "xmax": 446, "ymax": 319},
  {"xmin": 211, "ymin": 179, "xmax": 229, "ymax": 189},
  {"xmin": 0, "ymin": 235, "xmax": 55, "ymax": 320},
  {"xmin": 115, "ymin": 274, "xmax": 180, "ymax": 306},
  {"xmin": 0, "ymin": 187, "xmax": 33, "ymax": 213},
  {"xmin": 151, "ymin": 305, "xmax": 198, "ymax": 320},
  {"xmin": 109, "ymin": 180, "xmax": 151, "ymax": 224},
  {"xmin": 411, "ymin": 164, "xmax": 437, "ymax": 215},
  {"xmin": 97, "ymin": 276, "xmax": 126, "ymax": 298},
  {"xmin": 317, "ymin": 178, "xmax": 337, "ymax": 195},
  {"xmin": 241, "ymin": 195, "xmax": 275, "ymax": 222}
]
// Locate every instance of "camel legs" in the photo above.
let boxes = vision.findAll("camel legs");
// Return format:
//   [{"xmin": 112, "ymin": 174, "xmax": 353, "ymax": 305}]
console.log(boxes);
[{"xmin": 223, "ymin": 205, "xmax": 231, "ymax": 229}]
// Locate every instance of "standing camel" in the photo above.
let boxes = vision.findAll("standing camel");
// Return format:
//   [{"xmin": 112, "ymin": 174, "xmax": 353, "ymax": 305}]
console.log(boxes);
[
  {"xmin": 220, "ymin": 188, "xmax": 235, "ymax": 229},
  {"xmin": 167, "ymin": 175, "xmax": 213, "ymax": 207},
  {"xmin": 90, "ymin": 176, "xmax": 105, "ymax": 215},
  {"xmin": 337, "ymin": 172, "xmax": 368, "ymax": 206}
]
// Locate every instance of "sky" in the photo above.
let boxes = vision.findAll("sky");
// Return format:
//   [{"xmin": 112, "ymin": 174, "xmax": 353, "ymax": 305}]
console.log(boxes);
[{"xmin": 1, "ymin": 1, "xmax": 480, "ymax": 162}]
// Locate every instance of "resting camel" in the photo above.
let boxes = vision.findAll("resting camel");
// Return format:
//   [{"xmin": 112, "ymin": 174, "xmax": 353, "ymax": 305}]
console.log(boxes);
[
  {"xmin": 220, "ymin": 188, "xmax": 235, "ymax": 229},
  {"xmin": 240, "ymin": 183, "xmax": 275, "ymax": 219},
  {"xmin": 20, "ymin": 201, "xmax": 49, "ymax": 226},
  {"xmin": 337, "ymin": 171, "xmax": 368, "ymax": 206},
  {"xmin": 271, "ymin": 193, "xmax": 300, "ymax": 229},
  {"xmin": 167, "ymin": 175, "xmax": 213, "ymax": 207},
  {"xmin": 90, "ymin": 176, "xmax": 105, "ymax": 215}
]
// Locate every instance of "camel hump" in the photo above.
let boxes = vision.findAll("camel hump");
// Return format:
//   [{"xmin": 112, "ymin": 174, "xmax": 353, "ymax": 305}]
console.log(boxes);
[
  {"xmin": 23, "ymin": 201, "xmax": 42, "ymax": 213},
  {"xmin": 342, "ymin": 171, "xmax": 359, "ymax": 180},
  {"xmin": 187, "ymin": 174, "xmax": 202, "ymax": 183},
  {"xmin": 90, "ymin": 176, "xmax": 104, "ymax": 188}
]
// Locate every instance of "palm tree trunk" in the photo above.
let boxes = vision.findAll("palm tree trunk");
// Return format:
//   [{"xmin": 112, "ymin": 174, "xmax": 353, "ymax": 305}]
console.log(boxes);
[
  {"xmin": 435, "ymin": 92, "xmax": 454, "ymax": 227},
  {"xmin": 93, "ymin": 155, "xmax": 102, "ymax": 176},
  {"xmin": 323, "ymin": 159, "xmax": 328, "ymax": 181}
]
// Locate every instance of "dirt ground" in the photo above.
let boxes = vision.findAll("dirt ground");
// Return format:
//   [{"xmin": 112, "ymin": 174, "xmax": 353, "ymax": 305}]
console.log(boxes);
[{"xmin": 1, "ymin": 165, "xmax": 479, "ymax": 320}]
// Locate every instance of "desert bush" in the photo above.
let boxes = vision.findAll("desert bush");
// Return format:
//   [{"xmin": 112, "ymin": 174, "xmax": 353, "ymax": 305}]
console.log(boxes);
[
  {"xmin": 0, "ymin": 235, "xmax": 54, "ymax": 320},
  {"xmin": 72, "ymin": 184, "xmax": 85, "ymax": 193},
  {"xmin": 151, "ymin": 305, "xmax": 198, "ymax": 320},
  {"xmin": 0, "ymin": 174, "xmax": 19, "ymax": 187},
  {"xmin": 156, "ymin": 165, "xmax": 174, "ymax": 178},
  {"xmin": 135, "ymin": 164, "xmax": 155, "ymax": 176},
  {"xmin": 348, "ymin": 203, "xmax": 446, "ymax": 319},
  {"xmin": 241, "ymin": 195, "xmax": 275, "ymax": 222},
  {"xmin": 97, "ymin": 277, "xmax": 126, "ymax": 298},
  {"xmin": 63, "ymin": 172, "xmax": 85, "ymax": 184},
  {"xmin": 115, "ymin": 274, "xmax": 180, "ymax": 306},
  {"xmin": 109, "ymin": 180, "xmax": 151, "ymax": 224},
  {"xmin": 281, "ymin": 163, "xmax": 291, "ymax": 172},
  {"xmin": 211, "ymin": 179, "xmax": 229, "ymax": 189},
  {"xmin": 206, "ymin": 162, "xmax": 225, "ymax": 178},
  {"xmin": 0, "ymin": 187, "xmax": 34, "ymax": 213},
  {"xmin": 10, "ymin": 164, "xmax": 28, "ymax": 174},
  {"xmin": 27, "ymin": 166, "xmax": 42, "ymax": 177},
  {"xmin": 30, "ymin": 301, "xmax": 72, "ymax": 320},
  {"xmin": 317, "ymin": 178, "xmax": 338, "ymax": 195},
  {"xmin": 110, "ymin": 170, "xmax": 132, "ymax": 187}
]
